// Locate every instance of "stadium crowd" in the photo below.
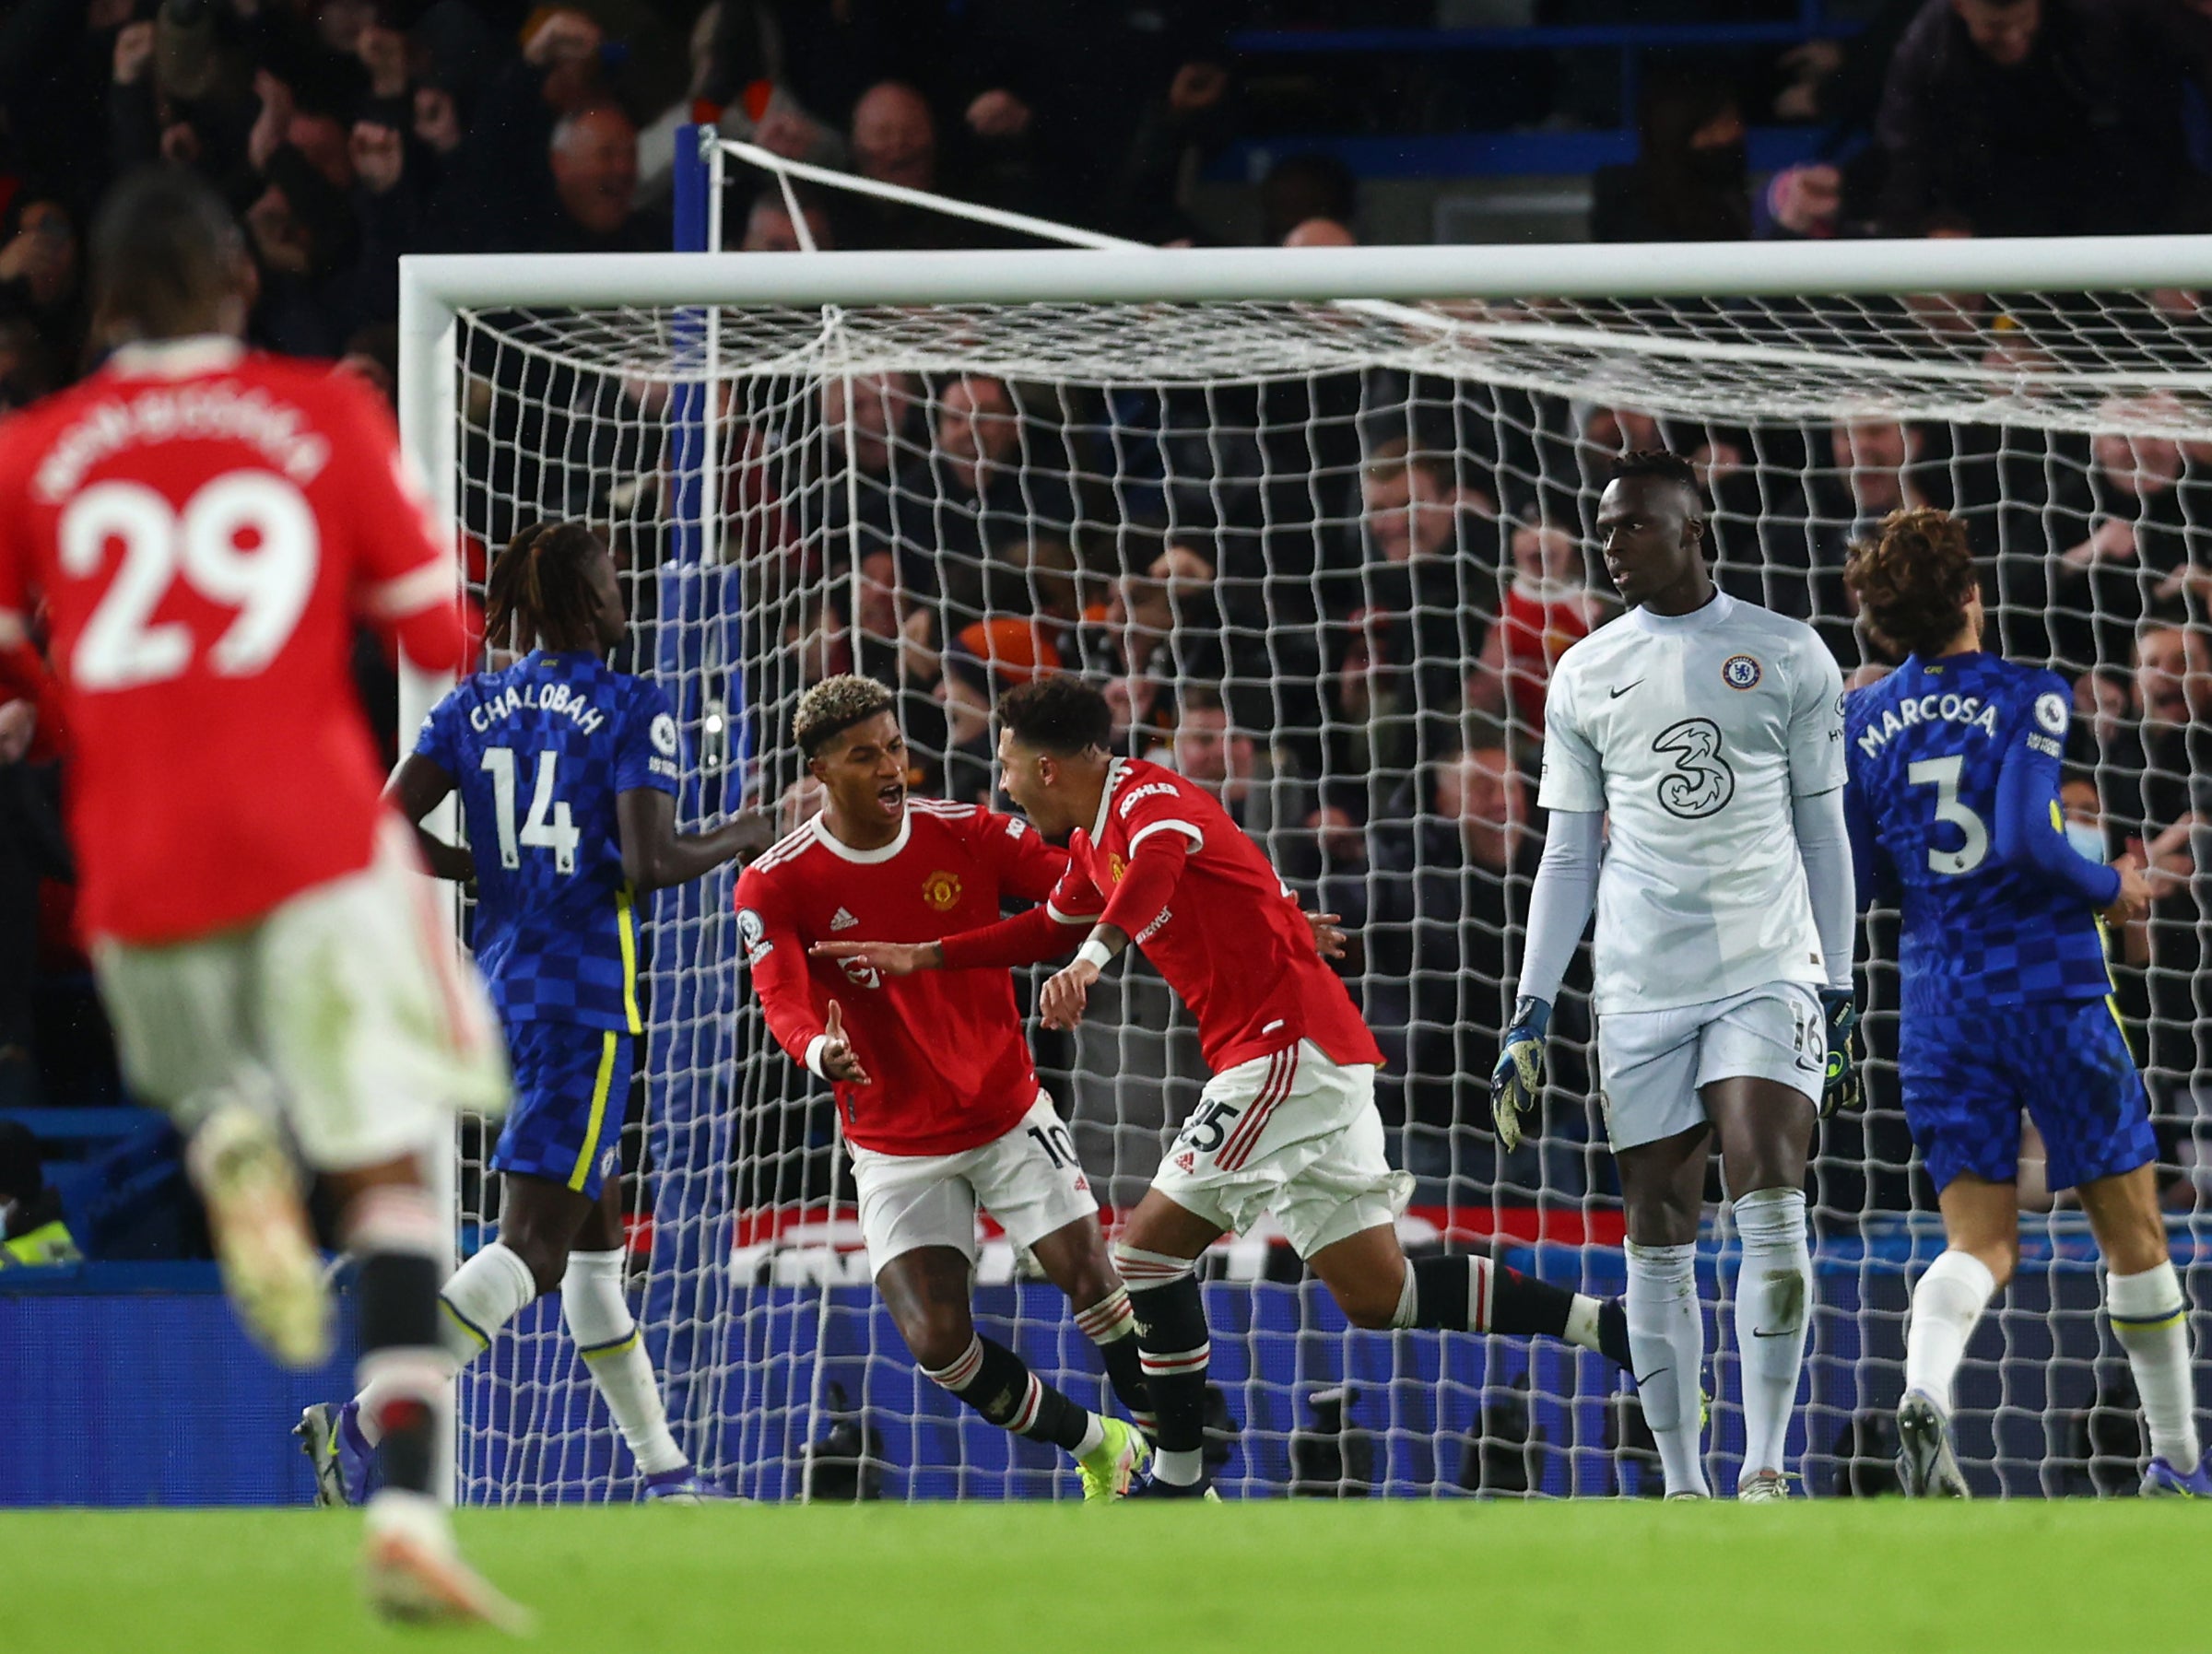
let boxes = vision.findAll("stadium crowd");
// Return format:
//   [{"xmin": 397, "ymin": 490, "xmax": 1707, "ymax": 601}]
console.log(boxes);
[{"xmin": 8, "ymin": 0, "xmax": 2212, "ymax": 1256}]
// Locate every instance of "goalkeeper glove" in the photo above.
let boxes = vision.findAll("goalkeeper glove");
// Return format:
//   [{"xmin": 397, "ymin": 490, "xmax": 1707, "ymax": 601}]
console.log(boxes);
[
  {"xmin": 1489, "ymin": 996, "xmax": 1551, "ymax": 1154},
  {"xmin": 1818, "ymin": 989, "xmax": 1862, "ymax": 1118}
]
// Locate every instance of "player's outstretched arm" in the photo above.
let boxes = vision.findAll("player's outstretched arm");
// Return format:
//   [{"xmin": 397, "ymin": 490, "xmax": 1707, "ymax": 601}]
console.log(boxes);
[
  {"xmin": 617, "ymin": 788, "xmax": 773, "ymax": 891},
  {"xmin": 383, "ymin": 753, "xmax": 476, "ymax": 884}
]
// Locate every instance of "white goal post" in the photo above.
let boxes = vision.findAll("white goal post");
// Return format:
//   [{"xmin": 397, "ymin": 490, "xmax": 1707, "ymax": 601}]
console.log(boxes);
[{"xmin": 400, "ymin": 233, "xmax": 2212, "ymax": 1504}]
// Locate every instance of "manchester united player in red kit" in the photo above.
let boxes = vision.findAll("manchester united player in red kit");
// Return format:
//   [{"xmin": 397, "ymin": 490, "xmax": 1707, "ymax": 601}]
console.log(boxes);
[
  {"xmin": 735, "ymin": 675, "xmax": 1153, "ymax": 1498},
  {"xmin": 841, "ymin": 677, "xmax": 1631, "ymax": 1497},
  {"xmin": 0, "ymin": 170, "xmax": 520, "ymax": 1623}
]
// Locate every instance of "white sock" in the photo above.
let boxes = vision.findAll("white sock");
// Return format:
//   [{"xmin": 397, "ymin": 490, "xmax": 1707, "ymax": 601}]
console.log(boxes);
[
  {"xmin": 1072, "ymin": 1414, "xmax": 1106, "ymax": 1460},
  {"xmin": 1563, "ymin": 1296, "xmax": 1602, "ymax": 1353},
  {"xmin": 356, "ymin": 1240, "xmax": 535, "ymax": 1446},
  {"xmin": 1152, "ymin": 1447, "xmax": 1204, "ymax": 1485},
  {"xmin": 1732, "ymin": 1188, "xmax": 1811, "ymax": 1487},
  {"xmin": 1625, "ymin": 1239, "xmax": 1709, "ymax": 1496},
  {"xmin": 2107, "ymin": 1261, "xmax": 2201, "ymax": 1470},
  {"xmin": 563, "ymin": 1249, "xmax": 688, "ymax": 1476},
  {"xmin": 1903, "ymin": 1249, "xmax": 1996, "ymax": 1414}
]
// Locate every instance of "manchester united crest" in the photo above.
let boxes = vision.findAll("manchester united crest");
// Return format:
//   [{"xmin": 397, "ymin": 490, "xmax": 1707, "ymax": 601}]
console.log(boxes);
[
  {"xmin": 1107, "ymin": 852, "xmax": 1128, "ymax": 885},
  {"xmin": 921, "ymin": 871, "xmax": 962, "ymax": 911}
]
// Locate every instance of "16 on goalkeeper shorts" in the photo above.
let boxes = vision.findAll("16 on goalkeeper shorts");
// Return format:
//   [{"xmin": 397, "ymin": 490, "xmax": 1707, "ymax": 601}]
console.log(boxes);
[
  {"xmin": 1899, "ymin": 997, "xmax": 2155, "ymax": 1194},
  {"xmin": 1594, "ymin": 981, "xmax": 1825, "ymax": 1153}
]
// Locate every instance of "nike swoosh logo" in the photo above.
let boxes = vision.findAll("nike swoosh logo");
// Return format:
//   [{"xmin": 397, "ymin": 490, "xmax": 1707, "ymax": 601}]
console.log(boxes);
[
  {"xmin": 1609, "ymin": 681, "xmax": 1643, "ymax": 699},
  {"xmin": 1751, "ymin": 1326, "xmax": 1795, "ymax": 1339},
  {"xmin": 1631, "ymin": 1366, "xmax": 1668, "ymax": 1387}
]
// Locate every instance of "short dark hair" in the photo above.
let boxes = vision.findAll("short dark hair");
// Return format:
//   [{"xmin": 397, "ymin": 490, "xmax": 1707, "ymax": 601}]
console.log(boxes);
[
  {"xmin": 90, "ymin": 166, "xmax": 244, "ymax": 342},
  {"xmin": 1606, "ymin": 449, "xmax": 1706, "ymax": 514},
  {"xmin": 794, "ymin": 674, "xmax": 896, "ymax": 757},
  {"xmin": 998, "ymin": 675, "xmax": 1111, "ymax": 757}
]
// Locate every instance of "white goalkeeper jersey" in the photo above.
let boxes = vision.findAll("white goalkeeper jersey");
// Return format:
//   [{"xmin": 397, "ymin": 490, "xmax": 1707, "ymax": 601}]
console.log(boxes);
[{"xmin": 1538, "ymin": 589, "xmax": 1845, "ymax": 1015}]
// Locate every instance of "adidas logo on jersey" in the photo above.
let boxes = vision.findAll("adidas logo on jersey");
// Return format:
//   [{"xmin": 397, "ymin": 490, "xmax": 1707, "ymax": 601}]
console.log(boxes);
[{"xmin": 830, "ymin": 908, "xmax": 859, "ymax": 932}]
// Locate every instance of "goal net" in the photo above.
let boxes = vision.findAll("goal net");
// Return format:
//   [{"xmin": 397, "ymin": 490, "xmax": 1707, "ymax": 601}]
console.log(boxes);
[{"xmin": 406, "ymin": 227, "xmax": 2212, "ymax": 1503}]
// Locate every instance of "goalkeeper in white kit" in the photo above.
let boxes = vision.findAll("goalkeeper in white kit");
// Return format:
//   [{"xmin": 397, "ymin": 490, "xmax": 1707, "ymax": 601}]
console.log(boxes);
[{"xmin": 1491, "ymin": 451, "xmax": 1859, "ymax": 1500}]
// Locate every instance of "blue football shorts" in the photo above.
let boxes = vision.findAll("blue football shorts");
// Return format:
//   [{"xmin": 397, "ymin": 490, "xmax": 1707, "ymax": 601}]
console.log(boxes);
[
  {"xmin": 1898, "ymin": 996, "xmax": 2156, "ymax": 1194},
  {"xmin": 490, "ymin": 1020, "xmax": 633, "ymax": 1200}
]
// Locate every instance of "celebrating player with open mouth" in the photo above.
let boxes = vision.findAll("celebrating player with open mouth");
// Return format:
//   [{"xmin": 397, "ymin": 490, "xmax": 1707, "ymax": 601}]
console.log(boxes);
[
  {"xmin": 1495, "ymin": 450, "xmax": 1858, "ymax": 1501},
  {"xmin": 835, "ymin": 675, "xmax": 1631, "ymax": 1499},
  {"xmin": 301, "ymin": 521, "xmax": 771, "ymax": 1509},
  {"xmin": 737, "ymin": 675, "xmax": 1154, "ymax": 1499},
  {"xmin": 1841, "ymin": 508, "xmax": 2208, "ymax": 1498}
]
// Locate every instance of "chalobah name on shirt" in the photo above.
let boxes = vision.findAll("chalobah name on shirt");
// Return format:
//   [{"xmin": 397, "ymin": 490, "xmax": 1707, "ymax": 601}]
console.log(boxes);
[{"xmin": 467, "ymin": 682, "xmax": 608, "ymax": 736}]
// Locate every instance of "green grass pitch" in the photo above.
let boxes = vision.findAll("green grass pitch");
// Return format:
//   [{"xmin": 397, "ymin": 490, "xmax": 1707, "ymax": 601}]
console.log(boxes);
[{"xmin": 6, "ymin": 1502, "xmax": 2198, "ymax": 1653}]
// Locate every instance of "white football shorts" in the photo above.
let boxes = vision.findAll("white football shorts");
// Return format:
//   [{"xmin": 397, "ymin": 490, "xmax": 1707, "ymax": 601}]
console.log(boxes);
[
  {"xmin": 848, "ymin": 1092, "xmax": 1100, "ymax": 1272},
  {"xmin": 95, "ymin": 818, "xmax": 507, "ymax": 1171},
  {"xmin": 1595, "ymin": 980, "xmax": 1825, "ymax": 1153},
  {"xmin": 1151, "ymin": 1039, "xmax": 1413, "ymax": 1260}
]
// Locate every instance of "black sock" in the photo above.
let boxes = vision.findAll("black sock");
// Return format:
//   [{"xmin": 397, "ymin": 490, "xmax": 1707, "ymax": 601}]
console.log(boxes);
[
  {"xmin": 1096, "ymin": 1331, "xmax": 1154, "ymax": 1433},
  {"xmin": 938, "ymin": 1337, "xmax": 1090, "ymax": 1452},
  {"xmin": 358, "ymin": 1247, "xmax": 442, "ymax": 1496},
  {"xmin": 1128, "ymin": 1275, "xmax": 1211, "ymax": 1456},
  {"xmin": 1412, "ymin": 1255, "xmax": 1574, "ymax": 1341}
]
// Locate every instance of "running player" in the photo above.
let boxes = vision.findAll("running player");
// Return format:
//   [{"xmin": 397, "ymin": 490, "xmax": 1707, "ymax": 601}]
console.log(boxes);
[
  {"xmin": 1841, "ymin": 507, "xmax": 2206, "ymax": 1497},
  {"xmin": 0, "ymin": 169, "xmax": 520, "ymax": 1625},
  {"xmin": 831, "ymin": 675, "xmax": 1632, "ymax": 1499},
  {"xmin": 738, "ymin": 675, "xmax": 1155, "ymax": 1498},
  {"xmin": 1493, "ymin": 450, "xmax": 1858, "ymax": 1501},
  {"xmin": 300, "ymin": 521, "xmax": 771, "ymax": 1506}
]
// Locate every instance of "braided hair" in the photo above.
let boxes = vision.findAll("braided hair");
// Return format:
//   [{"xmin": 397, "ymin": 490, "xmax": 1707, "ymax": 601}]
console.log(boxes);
[{"xmin": 483, "ymin": 521, "xmax": 608, "ymax": 653}]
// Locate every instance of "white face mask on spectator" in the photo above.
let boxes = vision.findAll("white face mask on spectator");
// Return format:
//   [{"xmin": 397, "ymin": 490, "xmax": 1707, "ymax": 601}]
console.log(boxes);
[{"xmin": 2065, "ymin": 821, "xmax": 2106, "ymax": 863}]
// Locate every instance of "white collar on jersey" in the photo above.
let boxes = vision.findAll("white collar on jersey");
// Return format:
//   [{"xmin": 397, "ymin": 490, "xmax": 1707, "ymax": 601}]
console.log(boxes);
[
  {"xmin": 1089, "ymin": 757, "xmax": 1125, "ymax": 840},
  {"xmin": 1630, "ymin": 587, "xmax": 1736, "ymax": 636},
  {"xmin": 808, "ymin": 806, "xmax": 912, "ymax": 864},
  {"xmin": 105, "ymin": 334, "xmax": 245, "ymax": 379}
]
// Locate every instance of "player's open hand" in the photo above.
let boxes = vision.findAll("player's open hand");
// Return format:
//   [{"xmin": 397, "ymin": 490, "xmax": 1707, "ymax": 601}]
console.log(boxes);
[
  {"xmin": 1040, "ymin": 958, "xmax": 1100, "ymax": 1031},
  {"xmin": 2103, "ymin": 850, "xmax": 2158, "ymax": 928},
  {"xmin": 818, "ymin": 1001, "xmax": 870, "ymax": 1085},
  {"xmin": 1300, "ymin": 908, "xmax": 1348, "ymax": 961},
  {"xmin": 809, "ymin": 939, "xmax": 939, "ymax": 977}
]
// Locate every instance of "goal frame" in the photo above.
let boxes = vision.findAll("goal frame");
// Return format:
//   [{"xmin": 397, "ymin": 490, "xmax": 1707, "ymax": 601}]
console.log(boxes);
[{"xmin": 395, "ymin": 225, "xmax": 2212, "ymax": 1502}]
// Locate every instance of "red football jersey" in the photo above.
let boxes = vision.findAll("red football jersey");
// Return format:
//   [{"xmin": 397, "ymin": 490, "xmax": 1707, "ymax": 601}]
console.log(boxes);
[
  {"xmin": 735, "ymin": 798, "xmax": 1077, "ymax": 1156},
  {"xmin": 1053, "ymin": 757, "xmax": 1384, "ymax": 1074},
  {"xmin": 0, "ymin": 338, "xmax": 471, "ymax": 944}
]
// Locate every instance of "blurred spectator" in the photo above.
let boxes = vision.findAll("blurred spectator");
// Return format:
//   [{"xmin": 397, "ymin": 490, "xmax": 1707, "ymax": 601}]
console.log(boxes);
[
  {"xmin": 0, "ymin": 1121, "xmax": 82, "ymax": 1268},
  {"xmin": 1465, "ymin": 519, "xmax": 1608, "ymax": 738},
  {"xmin": 2050, "ymin": 397, "xmax": 2191, "ymax": 671},
  {"xmin": 1329, "ymin": 437, "xmax": 1500, "ymax": 779},
  {"xmin": 1171, "ymin": 686, "xmax": 1306, "ymax": 850},
  {"xmin": 1590, "ymin": 71, "xmax": 1750, "ymax": 244},
  {"xmin": 1283, "ymin": 217, "xmax": 1356, "ymax": 248},
  {"xmin": 0, "ymin": 697, "xmax": 68, "ymax": 1110},
  {"xmin": 884, "ymin": 375, "xmax": 1077, "ymax": 629},
  {"xmin": 546, "ymin": 104, "xmax": 654, "ymax": 251},
  {"xmin": 738, "ymin": 191, "xmax": 834, "ymax": 252},
  {"xmin": 1875, "ymin": 0, "xmax": 2206, "ymax": 237},
  {"xmin": 0, "ymin": 195, "xmax": 85, "ymax": 381},
  {"xmin": 1261, "ymin": 151, "xmax": 1358, "ymax": 247},
  {"xmin": 1367, "ymin": 744, "xmax": 1548, "ymax": 1180}
]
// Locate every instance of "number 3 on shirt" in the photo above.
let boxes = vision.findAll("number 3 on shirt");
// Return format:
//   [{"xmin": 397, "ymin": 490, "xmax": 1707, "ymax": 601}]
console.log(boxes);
[
  {"xmin": 1907, "ymin": 755, "xmax": 1989, "ymax": 875},
  {"xmin": 479, "ymin": 747, "xmax": 580, "ymax": 873},
  {"xmin": 58, "ymin": 473, "xmax": 317, "ymax": 690}
]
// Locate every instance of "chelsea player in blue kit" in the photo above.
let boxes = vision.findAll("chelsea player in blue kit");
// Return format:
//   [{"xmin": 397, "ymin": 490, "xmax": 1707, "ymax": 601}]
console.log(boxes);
[
  {"xmin": 1841, "ymin": 508, "xmax": 2208, "ymax": 1498},
  {"xmin": 300, "ymin": 522, "xmax": 770, "ymax": 1504}
]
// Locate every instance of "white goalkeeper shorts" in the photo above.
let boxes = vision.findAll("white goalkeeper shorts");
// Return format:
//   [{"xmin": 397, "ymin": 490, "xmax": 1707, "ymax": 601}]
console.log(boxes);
[
  {"xmin": 94, "ymin": 819, "xmax": 507, "ymax": 1172},
  {"xmin": 1151, "ymin": 1040, "xmax": 1413, "ymax": 1260},
  {"xmin": 848, "ymin": 1092, "xmax": 1100, "ymax": 1273},
  {"xmin": 1595, "ymin": 981, "xmax": 1824, "ymax": 1153}
]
